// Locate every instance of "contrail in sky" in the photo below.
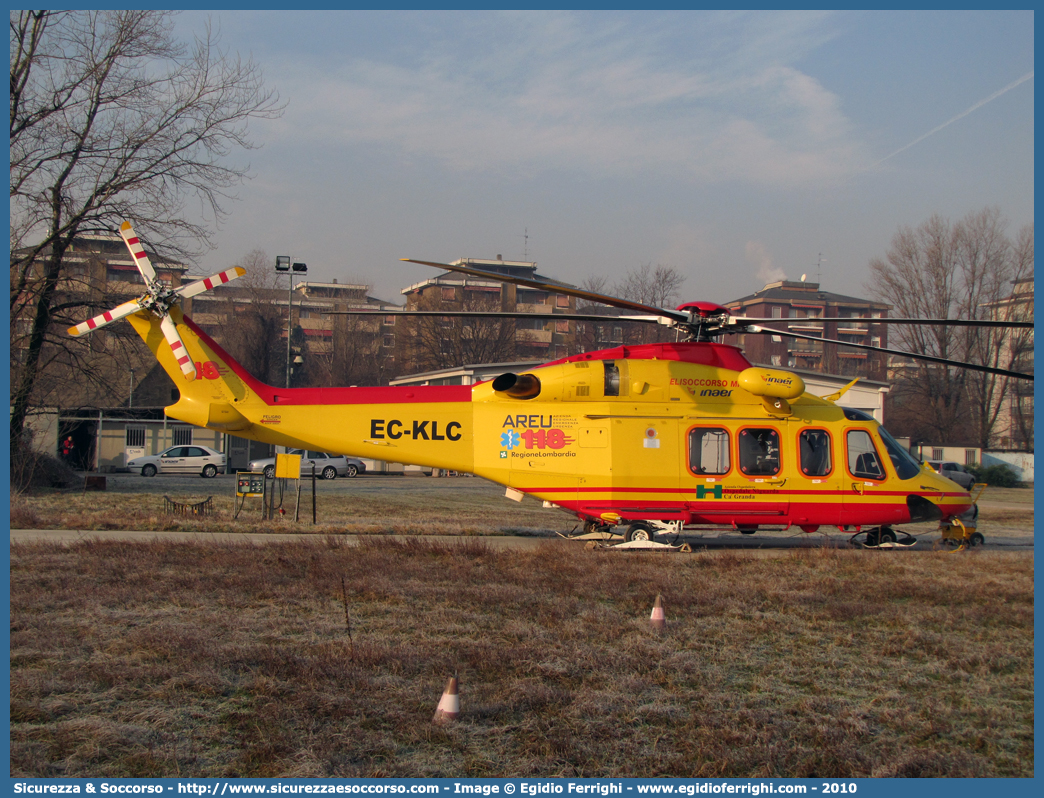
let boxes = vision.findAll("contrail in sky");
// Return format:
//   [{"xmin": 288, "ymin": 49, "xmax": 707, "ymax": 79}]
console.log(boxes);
[{"xmin": 874, "ymin": 71, "xmax": 1033, "ymax": 167}]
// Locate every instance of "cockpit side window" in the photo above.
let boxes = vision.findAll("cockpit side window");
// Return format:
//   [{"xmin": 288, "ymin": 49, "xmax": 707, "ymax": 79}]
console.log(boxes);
[{"xmin": 847, "ymin": 429, "xmax": 885, "ymax": 480}]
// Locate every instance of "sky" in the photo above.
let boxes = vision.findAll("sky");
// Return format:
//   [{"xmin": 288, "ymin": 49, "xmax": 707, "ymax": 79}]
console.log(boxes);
[{"xmin": 173, "ymin": 10, "xmax": 1034, "ymax": 308}]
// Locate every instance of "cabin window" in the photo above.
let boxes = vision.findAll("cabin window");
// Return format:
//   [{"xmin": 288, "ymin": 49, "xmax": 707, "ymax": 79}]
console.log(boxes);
[
  {"xmin": 603, "ymin": 361, "xmax": 620, "ymax": 397},
  {"xmin": 847, "ymin": 430, "xmax": 885, "ymax": 480},
  {"xmin": 799, "ymin": 429, "xmax": 832, "ymax": 477},
  {"xmin": 738, "ymin": 428, "xmax": 780, "ymax": 476},
  {"xmin": 688, "ymin": 428, "xmax": 731, "ymax": 475}
]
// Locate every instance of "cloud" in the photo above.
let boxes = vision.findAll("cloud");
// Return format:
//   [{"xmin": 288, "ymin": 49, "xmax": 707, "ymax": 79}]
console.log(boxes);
[{"xmin": 261, "ymin": 11, "xmax": 866, "ymax": 187}]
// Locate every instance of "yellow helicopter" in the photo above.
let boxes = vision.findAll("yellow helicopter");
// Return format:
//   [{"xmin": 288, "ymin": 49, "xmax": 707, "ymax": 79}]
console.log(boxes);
[{"xmin": 69, "ymin": 222, "xmax": 1033, "ymax": 546}]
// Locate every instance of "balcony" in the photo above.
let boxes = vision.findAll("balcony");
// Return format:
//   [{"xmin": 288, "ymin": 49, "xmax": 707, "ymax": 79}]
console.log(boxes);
[
  {"xmin": 517, "ymin": 328, "xmax": 552, "ymax": 344},
  {"xmin": 788, "ymin": 321, "xmax": 823, "ymax": 333},
  {"xmin": 835, "ymin": 323, "xmax": 869, "ymax": 335}
]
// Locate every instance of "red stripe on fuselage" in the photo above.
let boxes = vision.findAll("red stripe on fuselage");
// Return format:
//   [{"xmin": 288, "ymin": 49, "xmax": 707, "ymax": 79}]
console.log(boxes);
[{"xmin": 181, "ymin": 315, "xmax": 471, "ymax": 406}]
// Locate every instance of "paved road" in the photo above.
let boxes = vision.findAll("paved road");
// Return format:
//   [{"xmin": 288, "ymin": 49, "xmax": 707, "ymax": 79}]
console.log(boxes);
[{"xmin": 10, "ymin": 526, "xmax": 1031, "ymax": 552}]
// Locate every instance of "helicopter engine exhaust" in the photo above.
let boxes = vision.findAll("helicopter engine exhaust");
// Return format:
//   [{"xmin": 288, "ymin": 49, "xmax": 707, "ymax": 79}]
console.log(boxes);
[{"xmin": 493, "ymin": 372, "xmax": 541, "ymax": 400}]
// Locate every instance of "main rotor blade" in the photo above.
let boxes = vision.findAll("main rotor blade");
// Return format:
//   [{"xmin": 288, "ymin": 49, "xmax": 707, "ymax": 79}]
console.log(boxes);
[
  {"xmin": 736, "ymin": 316, "xmax": 1033, "ymax": 328},
  {"xmin": 176, "ymin": 266, "xmax": 247, "ymax": 299},
  {"xmin": 748, "ymin": 326, "xmax": 1034, "ymax": 381},
  {"xmin": 400, "ymin": 258, "xmax": 689, "ymax": 323},
  {"xmin": 327, "ymin": 309, "xmax": 662, "ymax": 324},
  {"xmin": 119, "ymin": 221, "xmax": 159, "ymax": 287},
  {"xmin": 66, "ymin": 297, "xmax": 145, "ymax": 336},
  {"xmin": 159, "ymin": 313, "xmax": 197, "ymax": 380}
]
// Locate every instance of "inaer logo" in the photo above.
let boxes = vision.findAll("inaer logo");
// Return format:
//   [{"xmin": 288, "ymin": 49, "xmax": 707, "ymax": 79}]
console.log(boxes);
[
  {"xmin": 696, "ymin": 485, "xmax": 723, "ymax": 499},
  {"xmin": 370, "ymin": 419, "xmax": 463, "ymax": 441}
]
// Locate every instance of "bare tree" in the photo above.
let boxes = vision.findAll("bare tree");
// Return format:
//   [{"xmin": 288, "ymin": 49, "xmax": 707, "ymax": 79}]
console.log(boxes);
[
  {"xmin": 569, "ymin": 265, "xmax": 687, "ymax": 353},
  {"xmin": 868, "ymin": 208, "xmax": 1033, "ymax": 447},
  {"xmin": 615, "ymin": 262, "xmax": 686, "ymax": 309},
  {"xmin": 400, "ymin": 292, "xmax": 520, "ymax": 374},
  {"xmin": 208, "ymin": 250, "xmax": 287, "ymax": 385},
  {"xmin": 10, "ymin": 10, "xmax": 283, "ymax": 445}
]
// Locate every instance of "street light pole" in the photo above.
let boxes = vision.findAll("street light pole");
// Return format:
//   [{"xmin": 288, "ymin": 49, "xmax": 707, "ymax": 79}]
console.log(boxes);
[{"xmin": 275, "ymin": 255, "xmax": 307, "ymax": 388}]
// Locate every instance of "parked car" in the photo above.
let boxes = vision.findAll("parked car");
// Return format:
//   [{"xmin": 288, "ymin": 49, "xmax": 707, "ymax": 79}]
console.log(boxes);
[
  {"xmin": 247, "ymin": 449, "xmax": 366, "ymax": 480},
  {"xmin": 129, "ymin": 445, "xmax": 226, "ymax": 478},
  {"xmin": 925, "ymin": 460, "xmax": 975, "ymax": 489}
]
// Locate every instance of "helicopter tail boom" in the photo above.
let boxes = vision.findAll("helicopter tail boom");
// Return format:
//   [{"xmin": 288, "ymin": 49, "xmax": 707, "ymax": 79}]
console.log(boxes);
[{"xmin": 124, "ymin": 308, "xmax": 476, "ymax": 471}]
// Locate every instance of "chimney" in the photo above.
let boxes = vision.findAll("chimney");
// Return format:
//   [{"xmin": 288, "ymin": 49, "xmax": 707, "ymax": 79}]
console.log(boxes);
[{"xmin": 496, "ymin": 254, "xmax": 502, "ymax": 261}]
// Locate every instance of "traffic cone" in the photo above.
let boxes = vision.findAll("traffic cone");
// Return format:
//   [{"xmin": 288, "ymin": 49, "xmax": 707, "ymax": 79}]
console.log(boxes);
[
  {"xmin": 650, "ymin": 594, "xmax": 666, "ymax": 632},
  {"xmin": 433, "ymin": 675, "xmax": 460, "ymax": 723}
]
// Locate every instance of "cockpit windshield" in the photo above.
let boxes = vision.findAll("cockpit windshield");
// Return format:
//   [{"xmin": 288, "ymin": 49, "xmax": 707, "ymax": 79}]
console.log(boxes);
[{"xmin": 878, "ymin": 425, "xmax": 923, "ymax": 480}]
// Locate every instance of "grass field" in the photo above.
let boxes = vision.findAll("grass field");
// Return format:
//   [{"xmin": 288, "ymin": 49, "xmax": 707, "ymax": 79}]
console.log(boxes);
[{"xmin": 9, "ymin": 537, "xmax": 1034, "ymax": 778}]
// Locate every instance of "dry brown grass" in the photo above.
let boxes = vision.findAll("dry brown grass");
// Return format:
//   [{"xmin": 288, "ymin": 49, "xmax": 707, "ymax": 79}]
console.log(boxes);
[
  {"xmin": 9, "ymin": 480, "xmax": 579, "ymax": 536},
  {"xmin": 10, "ymin": 539, "xmax": 1033, "ymax": 778}
]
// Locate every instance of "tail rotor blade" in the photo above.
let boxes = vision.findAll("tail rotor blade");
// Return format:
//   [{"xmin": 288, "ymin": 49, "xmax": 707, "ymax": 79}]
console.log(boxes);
[
  {"xmin": 160, "ymin": 313, "xmax": 197, "ymax": 380},
  {"xmin": 176, "ymin": 266, "xmax": 246, "ymax": 299},
  {"xmin": 119, "ymin": 220, "xmax": 159, "ymax": 286},
  {"xmin": 66, "ymin": 297, "xmax": 144, "ymax": 337}
]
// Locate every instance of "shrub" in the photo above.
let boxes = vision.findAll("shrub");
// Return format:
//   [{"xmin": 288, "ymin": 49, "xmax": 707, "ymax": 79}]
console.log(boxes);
[
  {"xmin": 10, "ymin": 449, "xmax": 79, "ymax": 492},
  {"xmin": 967, "ymin": 463, "xmax": 1021, "ymax": 487}
]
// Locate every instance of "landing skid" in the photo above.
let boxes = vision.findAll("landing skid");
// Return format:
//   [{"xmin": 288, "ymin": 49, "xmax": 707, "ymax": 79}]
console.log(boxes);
[
  {"xmin": 849, "ymin": 526, "xmax": 918, "ymax": 549},
  {"xmin": 583, "ymin": 539, "xmax": 693, "ymax": 553}
]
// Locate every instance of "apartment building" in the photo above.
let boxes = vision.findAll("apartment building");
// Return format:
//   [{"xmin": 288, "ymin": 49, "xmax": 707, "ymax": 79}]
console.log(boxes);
[{"xmin": 723, "ymin": 279, "xmax": 891, "ymax": 381}]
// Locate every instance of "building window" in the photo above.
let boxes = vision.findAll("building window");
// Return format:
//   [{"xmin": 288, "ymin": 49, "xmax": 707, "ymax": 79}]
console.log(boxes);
[
  {"xmin": 383, "ymin": 335, "xmax": 394, "ymax": 348},
  {"xmin": 172, "ymin": 426, "xmax": 193, "ymax": 446},
  {"xmin": 771, "ymin": 307, "xmax": 782, "ymax": 318},
  {"xmin": 965, "ymin": 449, "xmax": 978, "ymax": 466},
  {"xmin": 555, "ymin": 320, "xmax": 570, "ymax": 334},
  {"xmin": 932, "ymin": 447, "xmax": 944, "ymax": 460},
  {"xmin": 771, "ymin": 355, "xmax": 782, "ymax": 366},
  {"xmin": 384, "ymin": 315, "xmax": 396, "ymax": 326},
  {"xmin": 126, "ymin": 426, "xmax": 146, "ymax": 448},
  {"xmin": 556, "ymin": 295, "xmax": 570, "ymax": 308},
  {"xmin": 441, "ymin": 287, "xmax": 456, "ymax": 301}
]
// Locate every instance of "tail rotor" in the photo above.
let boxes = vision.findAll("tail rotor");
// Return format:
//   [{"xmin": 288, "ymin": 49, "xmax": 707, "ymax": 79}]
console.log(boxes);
[{"xmin": 66, "ymin": 221, "xmax": 245, "ymax": 381}]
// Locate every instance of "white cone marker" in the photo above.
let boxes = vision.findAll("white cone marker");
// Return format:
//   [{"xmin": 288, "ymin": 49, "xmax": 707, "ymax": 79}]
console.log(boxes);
[
  {"xmin": 433, "ymin": 675, "xmax": 460, "ymax": 723},
  {"xmin": 650, "ymin": 593, "xmax": 666, "ymax": 632}
]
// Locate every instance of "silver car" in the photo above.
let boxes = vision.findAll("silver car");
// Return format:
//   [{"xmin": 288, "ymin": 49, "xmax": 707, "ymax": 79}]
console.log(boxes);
[
  {"xmin": 925, "ymin": 460, "xmax": 975, "ymax": 489},
  {"xmin": 129, "ymin": 445, "xmax": 226, "ymax": 478},
  {"xmin": 247, "ymin": 449, "xmax": 365, "ymax": 480}
]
